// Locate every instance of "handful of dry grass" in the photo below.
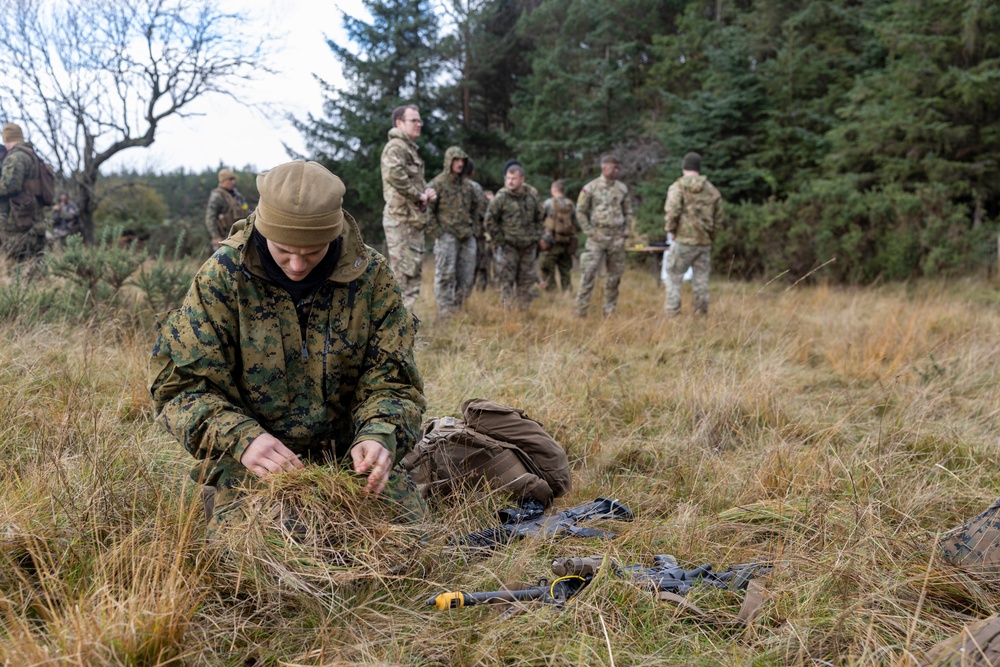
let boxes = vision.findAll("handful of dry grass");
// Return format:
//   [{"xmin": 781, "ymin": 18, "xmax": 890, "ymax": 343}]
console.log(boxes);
[{"xmin": 212, "ymin": 466, "xmax": 431, "ymax": 603}]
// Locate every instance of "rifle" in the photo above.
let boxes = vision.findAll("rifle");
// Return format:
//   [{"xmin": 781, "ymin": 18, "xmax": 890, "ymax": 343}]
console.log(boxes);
[
  {"xmin": 553, "ymin": 554, "xmax": 770, "ymax": 595},
  {"xmin": 456, "ymin": 497, "xmax": 634, "ymax": 549},
  {"xmin": 428, "ymin": 554, "xmax": 770, "ymax": 615}
]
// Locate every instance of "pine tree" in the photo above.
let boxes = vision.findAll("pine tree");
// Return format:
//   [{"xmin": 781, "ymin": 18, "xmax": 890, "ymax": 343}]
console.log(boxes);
[{"xmin": 294, "ymin": 0, "xmax": 443, "ymax": 242}]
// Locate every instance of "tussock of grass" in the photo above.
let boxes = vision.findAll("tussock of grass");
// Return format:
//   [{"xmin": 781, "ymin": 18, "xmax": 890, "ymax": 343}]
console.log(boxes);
[{"xmin": 211, "ymin": 467, "xmax": 432, "ymax": 603}]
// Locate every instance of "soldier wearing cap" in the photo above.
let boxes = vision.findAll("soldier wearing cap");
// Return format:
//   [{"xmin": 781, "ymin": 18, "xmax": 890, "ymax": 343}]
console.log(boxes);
[
  {"xmin": 150, "ymin": 160, "xmax": 427, "ymax": 530},
  {"xmin": 0, "ymin": 122, "xmax": 46, "ymax": 264},
  {"xmin": 204, "ymin": 167, "xmax": 249, "ymax": 250}
]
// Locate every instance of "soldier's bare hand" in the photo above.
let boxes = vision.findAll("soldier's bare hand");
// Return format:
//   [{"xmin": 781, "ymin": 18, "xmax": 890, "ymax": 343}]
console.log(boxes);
[
  {"xmin": 425, "ymin": 187, "xmax": 438, "ymax": 202},
  {"xmin": 240, "ymin": 433, "xmax": 304, "ymax": 477},
  {"xmin": 350, "ymin": 440, "xmax": 392, "ymax": 495}
]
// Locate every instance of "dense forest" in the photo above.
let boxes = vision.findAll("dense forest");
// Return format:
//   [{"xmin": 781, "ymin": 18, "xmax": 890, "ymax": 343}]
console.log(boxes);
[{"xmin": 124, "ymin": 0, "xmax": 999, "ymax": 283}]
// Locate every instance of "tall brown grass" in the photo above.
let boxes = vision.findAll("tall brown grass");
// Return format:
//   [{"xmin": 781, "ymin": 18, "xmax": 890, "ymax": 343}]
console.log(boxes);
[{"xmin": 1, "ymin": 264, "xmax": 998, "ymax": 665}]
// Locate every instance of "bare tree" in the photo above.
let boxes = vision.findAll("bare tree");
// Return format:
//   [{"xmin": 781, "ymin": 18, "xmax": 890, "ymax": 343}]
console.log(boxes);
[{"xmin": 0, "ymin": 0, "xmax": 268, "ymax": 242}]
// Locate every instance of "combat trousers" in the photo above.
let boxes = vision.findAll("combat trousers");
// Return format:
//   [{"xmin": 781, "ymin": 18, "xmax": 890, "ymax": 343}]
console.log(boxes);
[
  {"xmin": 575, "ymin": 234, "xmax": 626, "ymax": 317},
  {"xmin": 433, "ymin": 233, "xmax": 477, "ymax": 316},
  {"xmin": 538, "ymin": 242, "xmax": 574, "ymax": 292},
  {"xmin": 203, "ymin": 452, "xmax": 428, "ymax": 537},
  {"xmin": 383, "ymin": 215, "xmax": 424, "ymax": 310},
  {"xmin": 494, "ymin": 242, "xmax": 538, "ymax": 310},
  {"xmin": 473, "ymin": 234, "xmax": 491, "ymax": 291},
  {"xmin": 664, "ymin": 242, "xmax": 712, "ymax": 315}
]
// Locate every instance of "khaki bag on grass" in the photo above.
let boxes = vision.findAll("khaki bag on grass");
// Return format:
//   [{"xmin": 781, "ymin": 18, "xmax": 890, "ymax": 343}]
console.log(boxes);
[
  {"xmin": 401, "ymin": 398, "xmax": 571, "ymax": 507},
  {"xmin": 940, "ymin": 496, "xmax": 1000, "ymax": 571}
]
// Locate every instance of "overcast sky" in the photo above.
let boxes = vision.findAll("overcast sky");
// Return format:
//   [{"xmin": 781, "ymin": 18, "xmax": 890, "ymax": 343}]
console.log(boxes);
[{"xmin": 107, "ymin": 0, "xmax": 366, "ymax": 175}]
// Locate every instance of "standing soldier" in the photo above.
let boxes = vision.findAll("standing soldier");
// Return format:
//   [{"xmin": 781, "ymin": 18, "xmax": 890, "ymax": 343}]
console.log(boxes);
[
  {"xmin": 204, "ymin": 168, "xmax": 249, "ymax": 251},
  {"xmin": 484, "ymin": 163, "xmax": 544, "ymax": 311},
  {"xmin": 0, "ymin": 122, "xmax": 47, "ymax": 266},
  {"xmin": 574, "ymin": 155, "xmax": 633, "ymax": 318},
  {"xmin": 538, "ymin": 179, "xmax": 579, "ymax": 293},
  {"xmin": 663, "ymin": 152, "xmax": 723, "ymax": 316},
  {"xmin": 427, "ymin": 146, "xmax": 478, "ymax": 318},
  {"xmin": 380, "ymin": 105, "xmax": 436, "ymax": 311}
]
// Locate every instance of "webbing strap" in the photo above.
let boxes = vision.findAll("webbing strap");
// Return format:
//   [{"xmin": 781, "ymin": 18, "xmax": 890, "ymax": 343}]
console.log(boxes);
[{"xmin": 655, "ymin": 579, "xmax": 767, "ymax": 626}]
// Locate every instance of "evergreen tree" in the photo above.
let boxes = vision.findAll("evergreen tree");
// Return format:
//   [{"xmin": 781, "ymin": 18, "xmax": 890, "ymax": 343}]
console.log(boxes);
[{"xmin": 294, "ymin": 0, "xmax": 443, "ymax": 243}]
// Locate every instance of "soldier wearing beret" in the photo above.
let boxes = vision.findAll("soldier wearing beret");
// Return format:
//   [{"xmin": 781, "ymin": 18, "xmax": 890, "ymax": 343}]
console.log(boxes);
[{"xmin": 150, "ymin": 160, "xmax": 427, "ymax": 530}]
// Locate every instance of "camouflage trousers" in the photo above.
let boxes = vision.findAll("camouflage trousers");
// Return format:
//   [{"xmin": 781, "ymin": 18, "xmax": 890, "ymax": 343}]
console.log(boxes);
[
  {"xmin": 494, "ymin": 242, "xmax": 538, "ymax": 310},
  {"xmin": 473, "ymin": 235, "xmax": 492, "ymax": 291},
  {"xmin": 433, "ymin": 233, "xmax": 477, "ymax": 316},
  {"xmin": 383, "ymin": 215, "xmax": 425, "ymax": 310},
  {"xmin": 575, "ymin": 234, "xmax": 626, "ymax": 317},
  {"xmin": 538, "ymin": 242, "xmax": 575, "ymax": 293},
  {"xmin": 664, "ymin": 242, "xmax": 711, "ymax": 315},
  {"xmin": 202, "ymin": 453, "xmax": 428, "ymax": 537},
  {"xmin": 1, "ymin": 229, "xmax": 46, "ymax": 263}
]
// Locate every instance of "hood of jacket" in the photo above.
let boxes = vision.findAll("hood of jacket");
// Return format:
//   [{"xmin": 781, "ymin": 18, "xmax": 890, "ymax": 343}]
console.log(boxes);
[
  {"xmin": 440, "ymin": 145, "xmax": 468, "ymax": 176},
  {"xmin": 223, "ymin": 210, "xmax": 371, "ymax": 284},
  {"xmin": 680, "ymin": 173, "xmax": 708, "ymax": 193},
  {"xmin": 387, "ymin": 127, "xmax": 415, "ymax": 145}
]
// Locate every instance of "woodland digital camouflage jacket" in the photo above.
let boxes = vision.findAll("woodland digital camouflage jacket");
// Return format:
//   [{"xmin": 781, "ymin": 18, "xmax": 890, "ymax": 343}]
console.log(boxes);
[
  {"xmin": 663, "ymin": 174, "xmax": 723, "ymax": 246},
  {"xmin": 427, "ymin": 146, "xmax": 477, "ymax": 239},
  {"xmin": 0, "ymin": 142, "xmax": 42, "ymax": 233},
  {"xmin": 380, "ymin": 127, "xmax": 426, "ymax": 227},
  {"xmin": 576, "ymin": 175, "xmax": 633, "ymax": 238},
  {"xmin": 484, "ymin": 186, "xmax": 544, "ymax": 247},
  {"xmin": 149, "ymin": 212, "xmax": 426, "ymax": 479}
]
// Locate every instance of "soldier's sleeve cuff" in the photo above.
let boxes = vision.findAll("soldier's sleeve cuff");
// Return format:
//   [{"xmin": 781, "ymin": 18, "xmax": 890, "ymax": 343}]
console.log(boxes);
[
  {"xmin": 228, "ymin": 420, "xmax": 267, "ymax": 464},
  {"xmin": 352, "ymin": 423, "xmax": 398, "ymax": 462}
]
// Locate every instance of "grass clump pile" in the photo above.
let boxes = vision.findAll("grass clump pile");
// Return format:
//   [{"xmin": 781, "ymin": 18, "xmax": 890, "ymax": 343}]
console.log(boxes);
[{"xmin": 210, "ymin": 466, "xmax": 436, "ymax": 606}]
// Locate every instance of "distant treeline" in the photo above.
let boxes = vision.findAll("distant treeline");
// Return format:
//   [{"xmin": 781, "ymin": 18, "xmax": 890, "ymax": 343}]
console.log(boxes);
[{"xmin": 117, "ymin": 0, "xmax": 1000, "ymax": 282}]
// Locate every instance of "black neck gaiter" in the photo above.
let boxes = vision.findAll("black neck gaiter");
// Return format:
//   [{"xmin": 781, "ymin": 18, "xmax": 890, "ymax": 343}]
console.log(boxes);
[{"xmin": 252, "ymin": 228, "xmax": 343, "ymax": 303}]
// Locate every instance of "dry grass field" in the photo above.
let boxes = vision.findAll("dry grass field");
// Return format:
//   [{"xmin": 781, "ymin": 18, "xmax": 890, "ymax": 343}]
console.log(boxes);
[{"xmin": 1, "ymin": 260, "xmax": 999, "ymax": 666}]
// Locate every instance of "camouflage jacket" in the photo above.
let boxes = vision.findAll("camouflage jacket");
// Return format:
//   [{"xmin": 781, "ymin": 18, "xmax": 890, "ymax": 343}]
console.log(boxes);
[
  {"xmin": 664, "ymin": 174, "xmax": 723, "ymax": 246},
  {"xmin": 484, "ymin": 186, "xmax": 544, "ymax": 248},
  {"xmin": 428, "ymin": 146, "xmax": 477, "ymax": 240},
  {"xmin": 149, "ymin": 212, "xmax": 426, "ymax": 478},
  {"xmin": 469, "ymin": 180, "xmax": 489, "ymax": 238},
  {"xmin": 204, "ymin": 186, "xmax": 248, "ymax": 240},
  {"xmin": 380, "ymin": 128, "xmax": 426, "ymax": 228},
  {"xmin": 576, "ymin": 175, "xmax": 633, "ymax": 238},
  {"xmin": 0, "ymin": 142, "xmax": 43, "ymax": 234}
]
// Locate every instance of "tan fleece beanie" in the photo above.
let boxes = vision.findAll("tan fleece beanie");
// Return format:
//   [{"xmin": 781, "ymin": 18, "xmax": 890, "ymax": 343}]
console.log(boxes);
[
  {"xmin": 255, "ymin": 161, "xmax": 345, "ymax": 246},
  {"xmin": 217, "ymin": 168, "xmax": 236, "ymax": 184},
  {"xmin": 2, "ymin": 123, "xmax": 24, "ymax": 143}
]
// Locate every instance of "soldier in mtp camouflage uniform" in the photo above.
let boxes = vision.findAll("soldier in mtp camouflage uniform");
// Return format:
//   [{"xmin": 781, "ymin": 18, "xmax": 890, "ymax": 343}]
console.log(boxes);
[
  {"xmin": 204, "ymin": 168, "xmax": 249, "ymax": 251},
  {"xmin": 574, "ymin": 155, "xmax": 633, "ymax": 317},
  {"xmin": 427, "ymin": 146, "xmax": 478, "ymax": 318},
  {"xmin": 484, "ymin": 163, "xmax": 544, "ymax": 311},
  {"xmin": 381, "ymin": 105, "xmax": 436, "ymax": 311},
  {"xmin": 150, "ymin": 160, "xmax": 427, "ymax": 532},
  {"xmin": 0, "ymin": 122, "xmax": 47, "ymax": 265},
  {"xmin": 538, "ymin": 179, "xmax": 579, "ymax": 293},
  {"xmin": 663, "ymin": 152, "xmax": 723, "ymax": 316}
]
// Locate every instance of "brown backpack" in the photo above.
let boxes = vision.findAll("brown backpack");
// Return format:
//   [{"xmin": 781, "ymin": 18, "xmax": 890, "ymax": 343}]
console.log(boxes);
[
  {"xmin": 939, "ymin": 496, "xmax": 1000, "ymax": 571},
  {"xmin": 401, "ymin": 398, "xmax": 571, "ymax": 507},
  {"xmin": 923, "ymin": 614, "xmax": 1000, "ymax": 666},
  {"xmin": 547, "ymin": 197, "xmax": 577, "ymax": 243}
]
